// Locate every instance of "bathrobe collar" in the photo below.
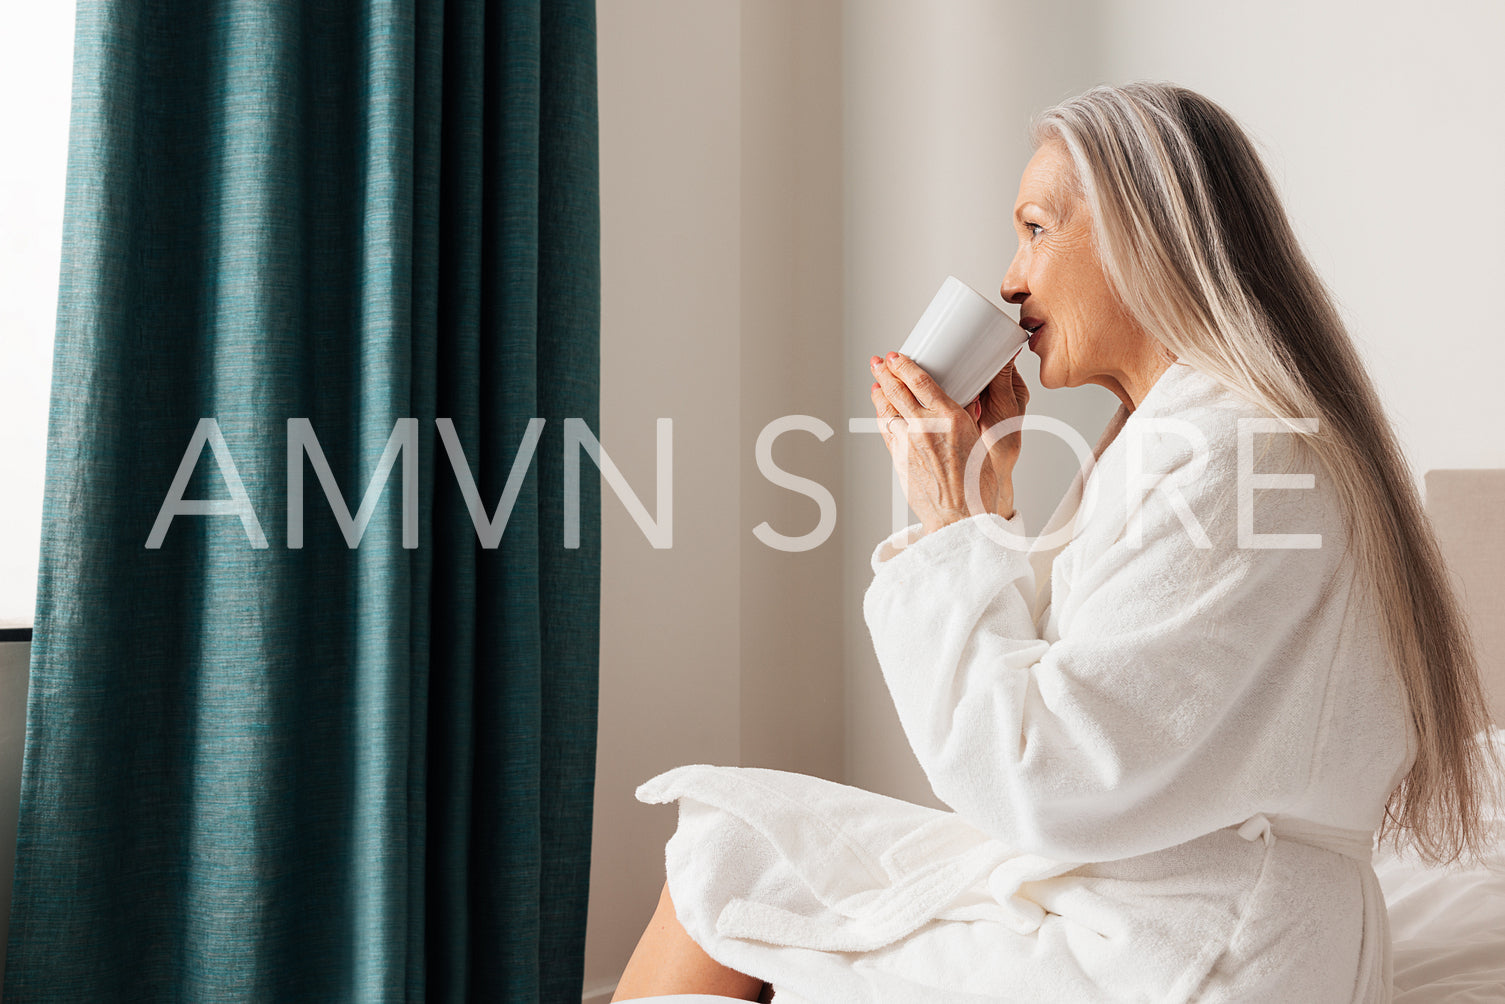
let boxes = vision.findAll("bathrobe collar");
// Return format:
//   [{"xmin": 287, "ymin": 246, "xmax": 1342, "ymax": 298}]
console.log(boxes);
[{"xmin": 1024, "ymin": 360, "xmax": 1226, "ymax": 621}]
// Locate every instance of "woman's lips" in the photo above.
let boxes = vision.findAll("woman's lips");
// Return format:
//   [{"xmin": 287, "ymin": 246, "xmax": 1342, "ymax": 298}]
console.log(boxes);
[{"xmin": 1020, "ymin": 316, "xmax": 1045, "ymax": 350}]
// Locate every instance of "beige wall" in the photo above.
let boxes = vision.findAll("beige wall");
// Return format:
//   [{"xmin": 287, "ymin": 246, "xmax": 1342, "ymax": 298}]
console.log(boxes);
[
  {"xmin": 586, "ymin": 1, "xmax": 844, "ymax": 998},
  {"xmin": 736, "ymin": 2, "xmax": 845, "ymax": 777},
  {"xmin": 589, "ymin": 3, "xmax": 743, "ymax": 995},
  {"xmin": 1090, "ymin": 0, "xmax": 1505, "ymax": 486},
  {"xmin": 840, "ymin": 0, "xmax": 1118, "ymax": 809}
]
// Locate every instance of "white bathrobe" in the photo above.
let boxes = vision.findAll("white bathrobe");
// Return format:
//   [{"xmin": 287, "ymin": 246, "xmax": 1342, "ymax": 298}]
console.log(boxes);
[{"xmin": 636, "ymin": 361, "xmax": 1416, "ymax": 1003}]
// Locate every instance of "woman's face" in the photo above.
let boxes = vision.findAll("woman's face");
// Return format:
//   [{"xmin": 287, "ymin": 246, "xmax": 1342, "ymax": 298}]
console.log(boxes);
[{"xmin": 1001, "ymin": 140, "xmax": 1159, "ymax": 407}]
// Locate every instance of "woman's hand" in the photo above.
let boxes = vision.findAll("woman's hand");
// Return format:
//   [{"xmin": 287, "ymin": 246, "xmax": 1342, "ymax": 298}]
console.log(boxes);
[
  {"xmin": 870, "ymin": 352, "xmax": 1010, "ymax": 536},
  {"xmin": 976, "ymin": 356, "xmax": 1029, "ymax": 485}
]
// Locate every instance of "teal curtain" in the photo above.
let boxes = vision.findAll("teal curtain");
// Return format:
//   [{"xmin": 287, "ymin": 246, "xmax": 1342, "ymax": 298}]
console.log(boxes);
[{"xmin": 5, "ymin": 0, "xmax": 600, "ymax": 1000}]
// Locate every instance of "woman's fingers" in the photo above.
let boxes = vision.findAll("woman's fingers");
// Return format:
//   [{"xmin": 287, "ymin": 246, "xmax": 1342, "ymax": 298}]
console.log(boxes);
[
  {"xmin": 976, "ymin": 361, "xmax": 1029, "ymax": 485},
  {"xmin": 871, "ymin": 354, "xmax": 922, "ymax": 417},
  {"xmin": 980, "ymin": 359, "xmax": 1028, "ymax": 421},
  {"xmin": 881, "ymin": 352, "xmax": 959, "ymax": 415},
  {"xmin": 870, "ymin": 376, "xmax": 905, "ymax": 449},
  {"xmin": 866, "ymin": 350, "xmax": 999, "ymax": 535},
  {"xmin": 872, "ymin": 349, "xmax": 979, "ymax": 450}
]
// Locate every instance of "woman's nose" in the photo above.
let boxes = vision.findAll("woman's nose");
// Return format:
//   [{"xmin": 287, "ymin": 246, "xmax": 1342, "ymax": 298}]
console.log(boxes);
[{"xmin": 1000, "ymin": 253, "xmax": 1028, "ymax": 305}]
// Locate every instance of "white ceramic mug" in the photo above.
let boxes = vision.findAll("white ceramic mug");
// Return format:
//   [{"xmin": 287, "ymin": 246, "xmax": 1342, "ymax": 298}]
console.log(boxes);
[{"xmin": 897, "ymin": 276, "xmax": 1029, "ymax": 408}]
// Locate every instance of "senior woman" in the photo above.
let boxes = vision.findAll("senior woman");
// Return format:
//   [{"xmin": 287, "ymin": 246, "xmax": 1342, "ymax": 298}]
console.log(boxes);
[{"xmin": 612, "ymin": 82, "xmax": 1499, "ymax": 1003}]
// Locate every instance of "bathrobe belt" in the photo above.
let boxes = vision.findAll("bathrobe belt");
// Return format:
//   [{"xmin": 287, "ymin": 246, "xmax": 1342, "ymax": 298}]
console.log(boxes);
[
  {"xmin": 1234, "ymin": 813, "xmax": 1376, "ymax": 862},
  {"xmin": 1236, "ymin": 813, "xmax": 1393, "ymax": 1003},
  {"xmin": 714, "ymin": 814, "xmax": 1379, "ymax": 954}
]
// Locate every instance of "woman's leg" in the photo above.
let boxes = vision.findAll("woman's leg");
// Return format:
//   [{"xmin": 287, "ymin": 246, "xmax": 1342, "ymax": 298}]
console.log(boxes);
[{"xmin": 611, "ymin": 879, "xmax": 767, "ymax": 1001}]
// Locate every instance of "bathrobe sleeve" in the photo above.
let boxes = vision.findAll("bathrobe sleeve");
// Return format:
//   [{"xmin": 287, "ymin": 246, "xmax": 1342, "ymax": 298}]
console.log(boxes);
[{"xmin": 862, "ymin": 447, "xmax": 1343, "ymax": 863}]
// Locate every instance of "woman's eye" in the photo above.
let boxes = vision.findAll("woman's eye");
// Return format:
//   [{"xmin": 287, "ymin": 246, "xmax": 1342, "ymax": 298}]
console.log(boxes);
[{"xmin": 1025, "ymin": 222, "xmax": 1044, "ymax": 239}]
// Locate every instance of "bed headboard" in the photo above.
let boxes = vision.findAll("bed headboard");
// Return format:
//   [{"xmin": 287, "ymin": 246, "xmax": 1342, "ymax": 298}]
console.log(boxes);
[{"xmin": 1425, "ymin": 469, "xmax": 1505, "ymax": 728}]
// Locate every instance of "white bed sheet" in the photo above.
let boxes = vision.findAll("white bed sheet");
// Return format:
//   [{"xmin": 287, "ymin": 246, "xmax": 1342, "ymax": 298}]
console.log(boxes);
[{"xmin": 1374, "ymin": 728, "xmax": 1505, "ymax": 1002}]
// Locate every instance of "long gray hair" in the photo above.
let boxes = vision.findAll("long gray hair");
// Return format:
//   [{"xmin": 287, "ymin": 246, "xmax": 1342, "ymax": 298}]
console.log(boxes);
[{"xmin": 1032, "ymin": 82, "xmax": 1499, "ymax": 864}]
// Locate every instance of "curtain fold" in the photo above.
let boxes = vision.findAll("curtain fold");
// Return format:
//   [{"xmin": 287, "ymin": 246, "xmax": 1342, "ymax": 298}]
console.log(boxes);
[{"xmin": 5, "ymin": 0, "xmax": 600, "ymax": 999}]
